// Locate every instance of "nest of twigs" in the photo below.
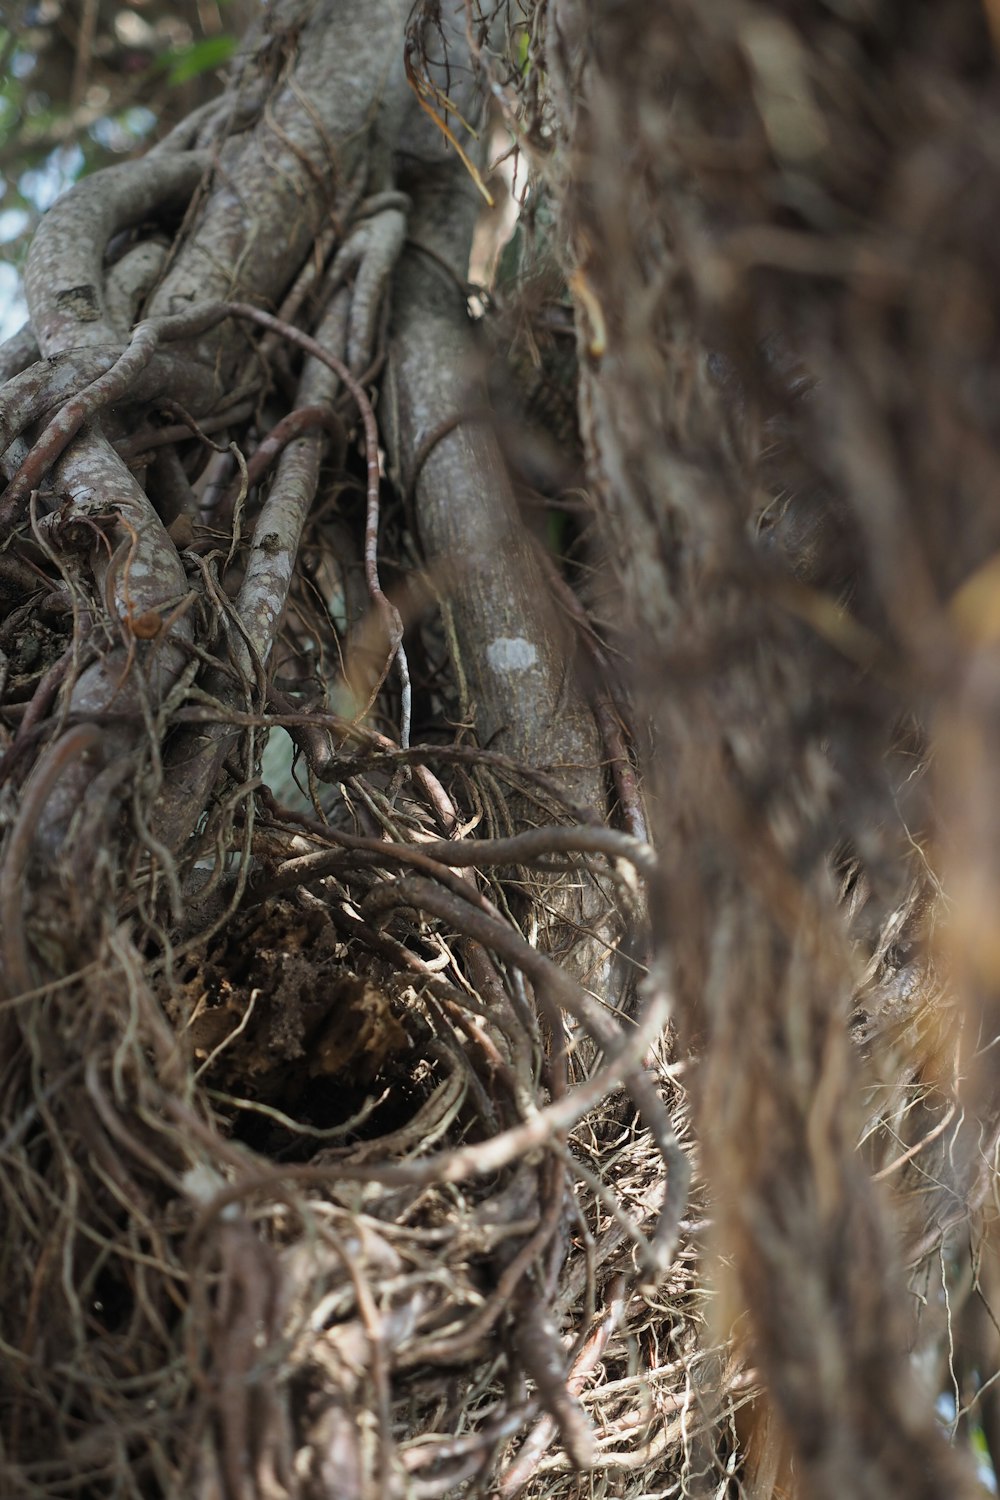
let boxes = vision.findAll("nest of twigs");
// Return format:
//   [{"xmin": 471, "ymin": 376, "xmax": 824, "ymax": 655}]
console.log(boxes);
[
  {"xmin": 0, "ymin": 671, "xmax": 709, "ymax": 1497},
  {"xmin": 0, "ymin": 200, "xmax": 709, "ymax": 1491}
]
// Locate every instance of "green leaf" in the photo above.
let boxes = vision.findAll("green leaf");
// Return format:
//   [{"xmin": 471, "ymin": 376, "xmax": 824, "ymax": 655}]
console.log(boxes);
[{"xmin": 163, "ymin": 36, "xmax": 236, "ymax": 86}]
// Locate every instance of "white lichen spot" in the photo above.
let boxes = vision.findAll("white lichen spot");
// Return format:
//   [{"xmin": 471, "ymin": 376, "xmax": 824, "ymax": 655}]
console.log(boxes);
[
  {"xmin": 487, "ymin": 636, "xmax": 538, "ymax": 672},
  {"xmin": 180, "ymin": 1162, "xmax": 238, "ymax": 1219}
]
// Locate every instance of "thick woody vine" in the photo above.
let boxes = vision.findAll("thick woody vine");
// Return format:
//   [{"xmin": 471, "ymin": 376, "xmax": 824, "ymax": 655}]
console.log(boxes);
[{"xmin": 0, "ymin": 6, "xmax": 702, "ymax": 1499}]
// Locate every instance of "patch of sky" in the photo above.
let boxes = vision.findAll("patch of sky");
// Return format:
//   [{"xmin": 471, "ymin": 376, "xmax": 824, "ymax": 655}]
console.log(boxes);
[
  {"xmin": 0, "ymin": 145, "xmax": 86, "ymax": 337},
  {"xmin": 0, "ymin": 209, "xmax": 29, "ymax": 242},
  {"xmin": 19, "ymin": 145, "xmax": 84, "ymax": 210},
  {"xmin": 89, "ymin": 106, "xmax": 157, "ymax": 153},
  {"xmin": 0, "ymin": 265, "xmax": 26, "ymax": 338},
  {"xmin": 11, "ymin": 48, "xmax": 36, "ymax": 79}
]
